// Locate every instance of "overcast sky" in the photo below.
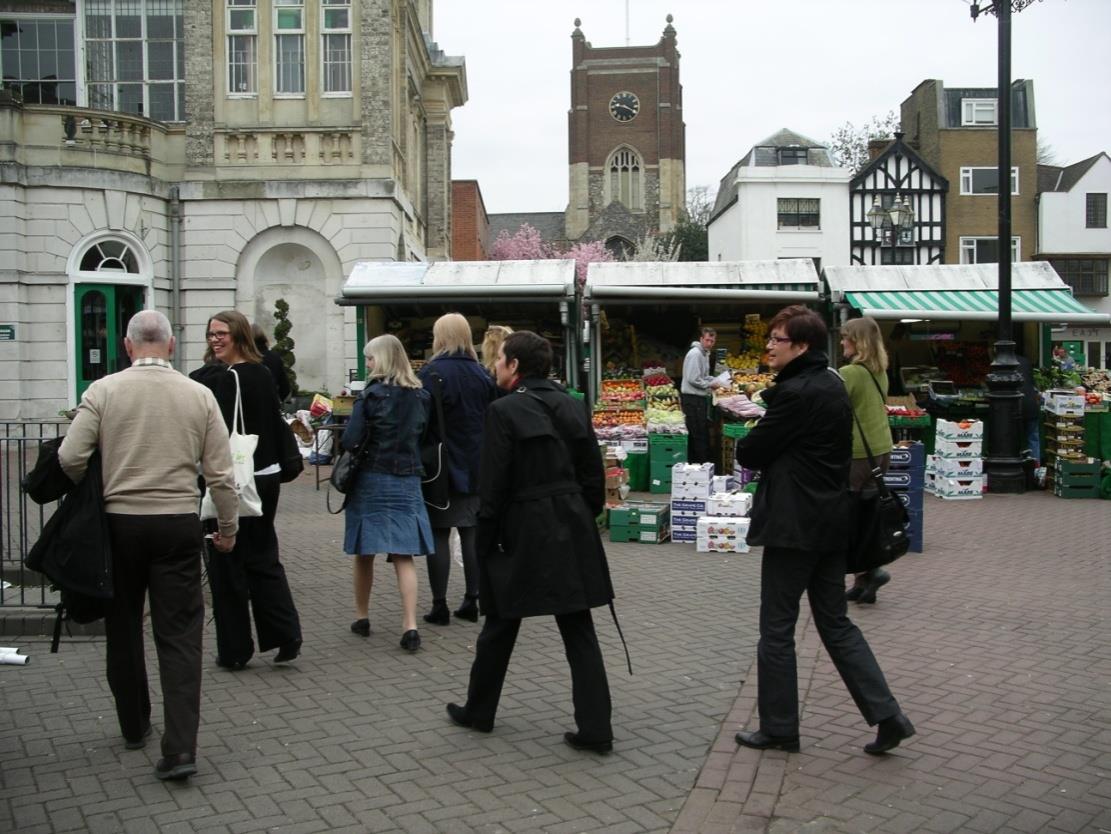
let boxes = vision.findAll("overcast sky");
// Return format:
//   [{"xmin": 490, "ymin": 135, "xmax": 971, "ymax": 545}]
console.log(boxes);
[{"xmin": 435, "ymin": 0, "xmax": 1111, "ymax": 215}]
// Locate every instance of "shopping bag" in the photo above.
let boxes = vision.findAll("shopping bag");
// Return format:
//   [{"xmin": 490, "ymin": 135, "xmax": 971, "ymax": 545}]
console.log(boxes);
[{"xmin": 201, "ymin": 368, "xmax": 263, "ymax": 519}]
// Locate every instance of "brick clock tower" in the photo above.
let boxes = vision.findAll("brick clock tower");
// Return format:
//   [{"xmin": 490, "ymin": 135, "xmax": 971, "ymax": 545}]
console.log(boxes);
[{"xmin": 565, "ymin": 16, "xmax": 686, "ymax": 253}]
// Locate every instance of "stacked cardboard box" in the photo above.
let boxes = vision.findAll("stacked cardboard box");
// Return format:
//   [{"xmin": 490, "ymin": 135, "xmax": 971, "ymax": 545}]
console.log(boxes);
[
  {"xmin": 670, "ymin": 462, "xmax": 714, "ymax": 541},
  {"xmin": 1042, "ymin": 390, "xmax": 1088, "ymax": 495},
  {"xmin": 648, "ymin": 434, "xmax": 688, "ymax": 494},
  {"xmin": 927, "ymin": 419, "xmax": 983, "ymax": 499},
  {"xmin": 885, "ymin": 442, "xmax": 925, "ymax": 552},
  {"xmin": 696, "ymin": 516, "xmax": 750, "ymax": 553},
  {"xmin": 609, "ymin": 501, "xmax": 671, "ymax": 543}
]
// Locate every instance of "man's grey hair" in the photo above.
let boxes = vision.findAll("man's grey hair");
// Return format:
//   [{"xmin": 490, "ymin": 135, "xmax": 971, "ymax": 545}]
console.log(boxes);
[{"xmin": 126, "ymin": 310, "xmax": 173, "ymax": 345}]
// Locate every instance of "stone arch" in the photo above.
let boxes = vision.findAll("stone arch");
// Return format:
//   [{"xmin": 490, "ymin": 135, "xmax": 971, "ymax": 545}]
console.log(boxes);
[{"xmin": 235, "ymin": 225, "xmax": 346, "ymax": 394}]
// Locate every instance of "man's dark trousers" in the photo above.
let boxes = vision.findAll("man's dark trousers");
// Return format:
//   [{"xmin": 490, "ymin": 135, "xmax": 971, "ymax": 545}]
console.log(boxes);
[
  {"xmin": 757, "ymin": 545, "xmax": 900, "ymax": 737},
  {"xmin": 465, "ymin": 609, "xmax": 613, "ymax": 742},
  {"xmin": 681, "ymin": 393, "xmax": 711, "ymax": 464},
  {"xmin": 105, "ymin": 513, "xmax": 204, "ymax": 757}
]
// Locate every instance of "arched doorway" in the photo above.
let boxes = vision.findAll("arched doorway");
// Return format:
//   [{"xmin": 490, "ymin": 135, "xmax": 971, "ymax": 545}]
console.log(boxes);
[{"xmin": 67, "ymin": 234, "xmax": 153, "ymax": 402}]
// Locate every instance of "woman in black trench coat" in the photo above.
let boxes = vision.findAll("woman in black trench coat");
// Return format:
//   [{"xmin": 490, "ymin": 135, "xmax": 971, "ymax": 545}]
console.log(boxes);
[{"xmin": 445, "ymin": 330, "xmax": 616, "ymax": 753}]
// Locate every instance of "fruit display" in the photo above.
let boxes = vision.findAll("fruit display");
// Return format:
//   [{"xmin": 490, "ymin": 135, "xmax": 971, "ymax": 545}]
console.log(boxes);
[
  {"xmin": 593, "ymin": 376, "xmax": 647, "ymax": 439},
  {"xmin": 643, "ymin": 366, "xmax": 686, "ymax": 435}
]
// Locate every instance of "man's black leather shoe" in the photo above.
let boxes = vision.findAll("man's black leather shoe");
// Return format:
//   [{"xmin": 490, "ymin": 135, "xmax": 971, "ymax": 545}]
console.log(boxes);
[
  {"xmin": 154, "ymin": 753, "xmax": 197, "ymax": 781},
  {"xmin": 735, "ymin": 729, "xmax": 800, "ymax": 752},
  {"xmin": 864, "ymin": 713, "xmax": 915, "ymax": 755},
  {"xmin": 445, "ymin": 702, "xmax": 492, "ymax": 733},
  {"xmin": 124, "ymin": 721, "xmax": 152, "ymax": 750},
  {"xmin": 563, "ymin": 732, "xmax": 613, "ymax": 754}
]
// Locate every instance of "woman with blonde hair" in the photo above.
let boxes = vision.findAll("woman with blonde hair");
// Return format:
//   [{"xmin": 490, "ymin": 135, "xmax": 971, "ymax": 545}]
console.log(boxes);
[
  {"xmin": 340, "ymin": 334, "xmax": 434, "ymax": 651},
  {"xmin": 481, "ymin": 325, "xmax": 513, "ymax": 377},
  {"xmin": 418, "ymin": 313, "xmax": 496, "ymax": 625},
  {"xmin": 838, "ymin": 316, "xmax": 896, "ymax": 605}
]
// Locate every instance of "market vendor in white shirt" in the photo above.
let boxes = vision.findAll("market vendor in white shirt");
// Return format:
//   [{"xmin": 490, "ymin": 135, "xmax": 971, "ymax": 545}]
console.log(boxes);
[{"xmin": 680, "ymin": 327, "xmax": 723, "ymax": 464}]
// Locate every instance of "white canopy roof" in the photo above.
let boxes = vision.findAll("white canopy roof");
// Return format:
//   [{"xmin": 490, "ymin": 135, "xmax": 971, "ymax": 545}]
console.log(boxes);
[
  {"xmin": 337, "ymin": 259, "xmax": 577, "ymax": 305},
  {"xmin": 584, "ymin": 259, "xmax": 820, "ymax": 304}
]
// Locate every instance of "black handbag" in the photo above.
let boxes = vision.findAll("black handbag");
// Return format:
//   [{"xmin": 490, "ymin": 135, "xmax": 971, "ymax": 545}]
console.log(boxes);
[
  {"xmin": 420, "ymin": 371, "xmax": 451, "ymax": 511},
  {"xmin": 846, "ymin": 375, "xmax": 910, "ymax": 574},
  {"xmin": 327, "ymin": 402, "xmax": 372, "ymax": 513}
]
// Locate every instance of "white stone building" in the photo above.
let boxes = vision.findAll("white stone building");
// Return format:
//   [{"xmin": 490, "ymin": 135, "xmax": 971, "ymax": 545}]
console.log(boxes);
[
  {"xmin": 0, "ymin": 0, "xmax": 465, "ymax": 418},
  {"xmin": 706, "ymin": 129, "xmax": 852, "ymax": 270},
  {"xmin": 1036, "ymin": 151, "xmax": 1111, "ymax": 368}
]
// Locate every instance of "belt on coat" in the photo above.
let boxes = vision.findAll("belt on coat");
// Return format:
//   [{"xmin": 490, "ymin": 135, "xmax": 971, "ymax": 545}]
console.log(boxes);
[{"xmin": 510, "ymin": 481, "xmax": 582, "ymax": 502}]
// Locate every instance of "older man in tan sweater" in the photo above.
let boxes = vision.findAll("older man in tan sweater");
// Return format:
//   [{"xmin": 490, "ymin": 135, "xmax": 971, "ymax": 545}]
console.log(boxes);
[{"xmin": 60, "ymin": 310, "xmax": 238, "ymax": 781}]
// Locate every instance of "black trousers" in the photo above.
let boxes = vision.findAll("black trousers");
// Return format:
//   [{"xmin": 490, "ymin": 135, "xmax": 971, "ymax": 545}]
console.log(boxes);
[
  {"xmin": 105, "ymin": 512, "xmax": 204, "ymax": 757},
  {"xmin": 757, "ymin": 545, "xmax": 900, "ymax": 737},
  {"xmin": 208, "ymin": 473, "xmax": 301, "ymax": 664},
  {"xmin": 464, "ymin": 609, "xmax": 613, "ymax": 742},
  {"xmin": 681, "ymin": 394, "xmax": 711, "ymax": 464},
  {"xmin": 427, "ymin": 526, "xmax": 479, "ymax": 602}
]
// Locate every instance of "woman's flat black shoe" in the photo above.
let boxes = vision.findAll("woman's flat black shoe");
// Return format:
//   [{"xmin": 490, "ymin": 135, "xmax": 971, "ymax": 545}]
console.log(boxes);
[
  {"xmin": 274, "ymin": 640, "xmax": 301, "ymax": 663},
  {"xmin": 350, "ymin": 618, "xmax": 370, "ymax": 637},
  {"xmin": 563, "ymin": 732, "xmax": 613, "ymax": 754},
  {"xmin": 400, "ymin": 629, "xmax": 421, "ymax": 651}
]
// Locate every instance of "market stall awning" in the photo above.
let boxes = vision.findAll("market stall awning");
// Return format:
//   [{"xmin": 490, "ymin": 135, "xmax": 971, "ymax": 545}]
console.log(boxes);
[
  {"xmin": 825, "ymin": 262, "xmax": 1111, "ymax": 325},
  {"xmin": 843, "ymin": 288, "xmax": 1108, "ymax": 324},
  {"xmin": 337, "ymin": 259, "xmax": 576, "ymax": 305},
  {"xmin": 584, "ymin": 259, "xmax": 821, "ymax": 304}
]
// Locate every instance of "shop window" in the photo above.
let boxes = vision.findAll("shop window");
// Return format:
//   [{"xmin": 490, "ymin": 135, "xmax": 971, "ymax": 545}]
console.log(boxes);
[
  {"xmin": 959, "ymin": 236, "xmax": 1019, "ymax": 264},
  {"xmin": 0, "ymin": 16, "xmax": 77, "ymax": 105},
  {"xmin": 777, "ymin": 198, "xmax": 819, "ymax": 230},
  {"xmin": 1086, "ymin": 193, "xmax": 1107, "ymax": 228}
]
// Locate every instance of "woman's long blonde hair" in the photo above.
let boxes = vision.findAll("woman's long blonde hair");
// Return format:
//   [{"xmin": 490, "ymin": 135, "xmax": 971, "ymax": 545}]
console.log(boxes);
[
  {"xmin": 842, "ymin": 316, "xmax": 888, "ymax": 376},
  {"xmin": 431, "ymin": 312, "xmax": 478, "ymax": 360},
  {"xmin": 481, "ymin": 325, "xmax": 513, "ymax": 374},
  {"xmin": 364, "ymin": 334, "xmax": 422, "ymax": 388}
]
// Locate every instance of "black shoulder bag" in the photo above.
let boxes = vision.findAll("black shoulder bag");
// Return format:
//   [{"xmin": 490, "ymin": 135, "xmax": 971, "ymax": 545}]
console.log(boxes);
[
  {"xmin": 846, "ymin": 372, "xmax": 910, "ymax": 574},
  {"xmin": 420, "ymin": 371, "xmax": 452, "ymax": 511},
  {"xmin": 327, "ymin": 401, "xmax": 373, "ymax": 514}
]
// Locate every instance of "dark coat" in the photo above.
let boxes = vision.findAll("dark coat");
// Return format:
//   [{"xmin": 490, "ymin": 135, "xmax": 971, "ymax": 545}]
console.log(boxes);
[
  {"xmin": 419, "ymin": 352, "xmax": 496, "ymax": 495},
  {"xmin": 190, "ymin": 362, "xmax": 285, "ymax": 470},
  {"xmin": 476, "ymin": 378, "xmax": 614, "ymax": 619},
  {"xmin": 735, "ymin": 351, "xmax": 853, "ymax": 550},
  {"xmin": 260, "ymin": 348, "xmax": 292, "ymax": 402}
]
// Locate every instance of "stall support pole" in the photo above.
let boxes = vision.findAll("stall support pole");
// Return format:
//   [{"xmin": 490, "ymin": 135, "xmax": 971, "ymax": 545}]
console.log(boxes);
[
  {"xmin": 589, "ymin": 303, "xmax": 602, "ymax": 408},
  {"xmin": 560, "ymin": 302, "xmax": 576, "ymax": 391},
  {"xmin": 983, "ymin": 0, "xmax": 1026, "ymax": 494}
]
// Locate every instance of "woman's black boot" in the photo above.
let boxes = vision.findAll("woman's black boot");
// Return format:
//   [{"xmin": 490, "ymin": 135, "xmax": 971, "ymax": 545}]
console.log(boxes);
[
  {"xmin": 423, "ymin": 599, "xmax": 450, "ymax": 625},
  {"xmin": 453, "ymin": 595, "xmax": 479, "ymax": 622}
]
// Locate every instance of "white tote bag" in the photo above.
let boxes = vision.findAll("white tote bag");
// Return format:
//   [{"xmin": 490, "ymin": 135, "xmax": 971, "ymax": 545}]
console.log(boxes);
[{"xmin": 200, "ymin": 368, "xmax": 264, "ymax": 520}]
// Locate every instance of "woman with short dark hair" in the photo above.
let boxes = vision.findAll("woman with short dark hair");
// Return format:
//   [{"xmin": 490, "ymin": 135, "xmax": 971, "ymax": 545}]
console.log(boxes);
[{"xmin": 446, "ymin": 330, "xmax": 616, "ymax": 753}]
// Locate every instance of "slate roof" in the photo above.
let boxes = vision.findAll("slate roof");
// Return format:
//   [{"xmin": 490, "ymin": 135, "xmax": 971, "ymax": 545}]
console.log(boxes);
[
  {"xmin": 486, "ymin": 212, "xmax": 568, "ymax": 250},
  {"xmin": 1036, "ymin": 152, "xmax": 1108, "ymax": 194}
]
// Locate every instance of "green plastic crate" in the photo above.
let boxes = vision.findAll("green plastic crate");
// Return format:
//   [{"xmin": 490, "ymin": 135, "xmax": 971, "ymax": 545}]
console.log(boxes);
[
  {"xmin": 624, "ymin": 451, "xmax": 648, "ymax": 491},
  {"xmin": 722, "ymin": 422, "xmax": 752, "ymax": 439}
]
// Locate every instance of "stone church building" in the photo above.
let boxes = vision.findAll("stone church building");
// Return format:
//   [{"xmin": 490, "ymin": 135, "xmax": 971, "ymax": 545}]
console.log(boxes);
[
  {"xmin": 0, "ymin": 0, "xmax": 465, "ymax": 418},
  {"xmin": 488, "ymin": 16, "xmax": 686, "ymax": 257}
]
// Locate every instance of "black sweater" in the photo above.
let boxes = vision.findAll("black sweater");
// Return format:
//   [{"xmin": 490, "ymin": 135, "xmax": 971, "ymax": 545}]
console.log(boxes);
[{"xmin": 190, "ymin": 362, "xmax": 284, "ymax": 469}]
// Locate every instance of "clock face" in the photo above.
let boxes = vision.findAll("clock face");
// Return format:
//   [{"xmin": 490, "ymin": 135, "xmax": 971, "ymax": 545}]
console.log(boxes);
[{"xmin": 609, "ymin": 91, "xmax": 640, "ymax": 123}]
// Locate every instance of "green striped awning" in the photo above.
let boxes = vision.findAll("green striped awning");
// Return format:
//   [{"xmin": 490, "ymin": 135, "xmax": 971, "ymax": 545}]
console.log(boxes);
[{"xmin": 843, "ymin": 289, "xmax": 1109, "ymax": 324}]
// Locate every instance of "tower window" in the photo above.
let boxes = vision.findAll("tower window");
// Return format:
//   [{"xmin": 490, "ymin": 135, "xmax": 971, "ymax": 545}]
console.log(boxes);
[{"xmin": 608, "ymin": 147, "xmax": 642, "ymax": 211}]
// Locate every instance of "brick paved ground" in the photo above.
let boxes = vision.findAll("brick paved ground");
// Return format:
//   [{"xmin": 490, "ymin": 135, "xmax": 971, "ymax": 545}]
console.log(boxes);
[{"xmin": 1, "ymin": 476, "xmax": 1108, "ymax": 833}]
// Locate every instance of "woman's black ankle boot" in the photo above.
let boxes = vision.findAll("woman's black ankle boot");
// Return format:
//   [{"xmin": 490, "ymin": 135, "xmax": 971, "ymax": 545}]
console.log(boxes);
[
  {"xmin": 454, "ymin": 595, "xmax": 479, "ymax": 622},
  {"xmin": 423, "ymin": 599, "xmax": 450, "ymax": 625}
]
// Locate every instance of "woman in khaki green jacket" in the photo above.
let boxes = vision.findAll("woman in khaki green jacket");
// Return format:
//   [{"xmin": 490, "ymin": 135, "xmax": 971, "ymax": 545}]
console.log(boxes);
[{"xmin": 839, "ymin": 317, "xmax": 895, "ymax": 604}]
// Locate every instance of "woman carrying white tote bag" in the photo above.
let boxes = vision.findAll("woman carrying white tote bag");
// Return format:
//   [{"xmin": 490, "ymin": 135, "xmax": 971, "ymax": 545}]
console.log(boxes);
[{"xmin": 201, "ymin": 368, "xmax": 263, "ymax": 519}]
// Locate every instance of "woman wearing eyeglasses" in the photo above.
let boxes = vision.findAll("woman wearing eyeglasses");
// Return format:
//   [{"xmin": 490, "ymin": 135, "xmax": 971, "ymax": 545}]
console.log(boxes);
[{"xmin": 190, "ymin": 310, "xmax": 303, "ymax": 670}]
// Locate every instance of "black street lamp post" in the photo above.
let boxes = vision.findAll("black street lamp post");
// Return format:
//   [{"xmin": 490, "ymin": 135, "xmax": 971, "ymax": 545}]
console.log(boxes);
[{"xmin": 970, "ymin": 0, "xmax": 1042, "ymax": 494}]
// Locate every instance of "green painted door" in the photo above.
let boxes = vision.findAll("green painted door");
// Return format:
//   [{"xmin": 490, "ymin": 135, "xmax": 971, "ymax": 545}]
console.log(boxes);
[{"xmin": 74, "ymin": 283, "xmax": 145, "ymax": 401}]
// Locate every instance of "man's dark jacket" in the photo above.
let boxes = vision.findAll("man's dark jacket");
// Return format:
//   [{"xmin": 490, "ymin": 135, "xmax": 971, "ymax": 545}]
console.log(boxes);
[
  {"xmin": 735, "ymin": 351, "xmax": 853, "ymax": 550},
  {"xmin": 419, "ymin": 351, "xmax": 496, "ymax": 495},
  {"xmin": 476, "ymin": 378, "xmax": 614, "ymax": 619},
  {"xmin": 23, "ymin": 438, "xmax": 113, "ymax": 601}
]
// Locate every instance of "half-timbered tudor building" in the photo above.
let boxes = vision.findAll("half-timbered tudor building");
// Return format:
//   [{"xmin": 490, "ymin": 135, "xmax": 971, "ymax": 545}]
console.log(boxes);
[{"xmin": 850, "ymin": 132, "xmax": 948, "ymax": 266}]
